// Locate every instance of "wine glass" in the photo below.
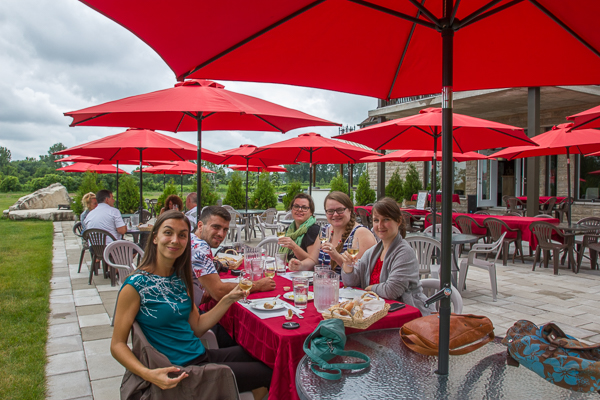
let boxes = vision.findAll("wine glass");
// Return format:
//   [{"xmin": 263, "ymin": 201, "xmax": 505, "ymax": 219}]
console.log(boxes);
[
  {"xmin": 264, "ymin": 259, "xmax": 276, "ymax": 279},
  {"xmin": 276, "ymin": 225, "xmax": 286, "ymax": 238},
  {"xmin": 347, "ymin": 236, "xmax": 359, "ymax": 266},
  {"xmin": 319, "ymin": 225, "xmax": 331, "ymax": 246},
  {"xmin": 239, "ymin": 269, "xmax": 253, "ymax": 303}
]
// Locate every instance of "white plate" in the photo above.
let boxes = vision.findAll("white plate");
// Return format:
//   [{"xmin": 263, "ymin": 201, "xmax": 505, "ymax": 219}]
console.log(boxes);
[
  {"xmin": 287, "ymin": 271, "xmax": 314, "ymax": 279},
  {"xmin": 283, "ymin": 291, "xmax": 314, "ymax": 301},
  {"xmin": 339, "ymin": 288, "xmax": 367, "ymax": 299},
  {"xmin": 251, "ymin": 300, "xmax": 285, "ymax": 311}
]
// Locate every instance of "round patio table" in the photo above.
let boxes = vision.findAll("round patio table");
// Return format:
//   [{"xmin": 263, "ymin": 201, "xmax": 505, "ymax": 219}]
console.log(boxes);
[
  {"xmin": 555, "ymin": 222, "xmax": 599, "ymax": 273},
  {"xmin": 296, "ymin": 329, "xmax": 595, "ymax": 400},
  {"xmin": 234, "ymin": 209, "xmax": 265, "ymax": 239}
]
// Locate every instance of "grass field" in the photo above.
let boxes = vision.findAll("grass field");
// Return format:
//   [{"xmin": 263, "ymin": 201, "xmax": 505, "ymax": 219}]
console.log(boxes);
[{"xmin": 0, "ymin": 192, "xmax": 53, "ymax": 400}]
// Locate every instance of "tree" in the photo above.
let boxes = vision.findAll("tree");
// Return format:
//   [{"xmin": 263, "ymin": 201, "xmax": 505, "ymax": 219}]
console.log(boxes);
[
  {"xmin": 386, "ymin": 168, "xmax": 404, "ymax": 202},
  {"xmin": 199, "ymin": 174, "xmax": 219, "ymax": 207},
  {"xmin": 0, "ymin": 146, "xmax": 11, "ymax": 168},
  {"xmin": 72, "ymin": 172, "xmax": 103, "ymax": 215},
  {"xmin": 251, "ymin": 173, "xmax": 278, "ymax": 209},
  {"xmin": 0, "ymin": 176, "xmax": 21, "ymax": 192},
  {"xmin": 355, "ymin": 172, "xmax": 376, "ymax": 205},
  {"xmin": 270, "ymin": 172, "xmax": 282, "ymax": 188},
  {"xmin": 282, "ymin": 181, "xmax": 303, "ymax": 210},
  {"xmin": 330, "ymin": 173, "xmax": 348, "ymax": 194},
  {"xmin": 223, "ymin": 172, "xmax": 245, "ymax": 209},
  {"xmin": 40, "ymin": 143, "xmax": 67, "ymax": 167},
  {"xmin": 117, "ymin": 175, "xmax": 142, "ymax": 214},
  {"xmin": 403, "ymin": 163, "xmax": 423, "ymax": 201}
]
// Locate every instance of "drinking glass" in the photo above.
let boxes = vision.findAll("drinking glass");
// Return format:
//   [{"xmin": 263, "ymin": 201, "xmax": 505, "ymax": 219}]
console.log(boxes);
[
  {"xmin": 276, "ymin": 225, "xmax": 286, "ymax": 238},
  {"xmin": 319, "ymin": 225, "xmax": 332, "ymax": 246},
  {"xmin": 264, "ymin": 259, "xmax": 276, "ymax": 279},
  {"xmin": 173, "ymin": 204, "xmax": 179, "ymax": 211},
  {"xmin": 233, "ymin": 242, "xmax": 244, "ymax": 255},
  {"xmin": 314, "ymin": 269, "xmax": 340, "ymax": 313},
  {"xmin": 293, "ymin": 277, "xmax": 309, "ymax": 309},
  {"xmin": 275, "ymin": 253, "xmax": 287, "ymax": 275},
  {"xmin": 131, "ymin": 214, "xmax": 139, "ymax": 227},
  {"xmin": 347, "ymin": 236, "xmax": 359, "ymax": 266},
  {"xmin": 239, "ymin": 270, "xmax": 253, "ymax": 304}
]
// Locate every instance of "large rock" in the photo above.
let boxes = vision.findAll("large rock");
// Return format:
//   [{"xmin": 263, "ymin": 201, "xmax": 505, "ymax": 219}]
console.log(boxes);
[
  {"xmin": 9, "ymin": 183, "xmax": 71, "ymax": 211},
  {"xmin": 7, "ymin": 208, "xmax": 76, "ymax": 221}
]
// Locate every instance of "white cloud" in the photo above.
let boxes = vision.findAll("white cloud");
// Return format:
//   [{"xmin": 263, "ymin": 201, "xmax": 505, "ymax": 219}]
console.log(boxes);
[{"xmin": 0, "ymin": 0, "xmax": 376, "ymax": 161}]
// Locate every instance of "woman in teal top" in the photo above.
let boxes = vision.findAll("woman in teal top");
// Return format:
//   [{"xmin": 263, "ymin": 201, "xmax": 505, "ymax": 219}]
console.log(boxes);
[{"xmin": 111, "ymin": 210, "xmax": 271, "ymax": 398}]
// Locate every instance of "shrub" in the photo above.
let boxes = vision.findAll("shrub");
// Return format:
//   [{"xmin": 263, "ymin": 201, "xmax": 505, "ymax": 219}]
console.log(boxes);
[
  {"xmin": 223, "ymin": 172, "xmax": 245, "ymax": 209},
  {"xmin": 386, "ymin": 168, "xmax": 404, "ymax": 202},
  {"xmin": 251, "ymin": 173, "xmax": 278, "ymax": 209},
  {"xmin": 72, "ymin": 172, "xmax": 103, "ymax": 216},
  {"xmin": 156, "ymin": 181, "xmax": 179, "ymax": 212},
  {"xmin": 117, "ymin": 175, "xmax": 143, "ymax": 214},
  {"xmin": 199, "ymin": 174, "xmax": 219, "ymax": 207},
  {"xmin": 282, "ymin": 181, "xmax": 303, "ymax": 211},
  {"xmin": 403, "ymin": 164, "xmax": 423, "ymax": 201},
  {"xmin": 0, "ymin": 176, "xmax": 21, "ymax": 192},
  {"xmin": 355, "ymin": 172, "xmax": 376, "ymax": 206},
  {"xmin": 330, "ymin": 173, "xmax": 348, "ymax": 195}
]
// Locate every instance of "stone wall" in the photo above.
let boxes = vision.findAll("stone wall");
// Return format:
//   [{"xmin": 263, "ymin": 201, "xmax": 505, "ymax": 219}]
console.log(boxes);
[{"xmin": 367, "ymin": 161, "xmax": 425, "ymax": 190}]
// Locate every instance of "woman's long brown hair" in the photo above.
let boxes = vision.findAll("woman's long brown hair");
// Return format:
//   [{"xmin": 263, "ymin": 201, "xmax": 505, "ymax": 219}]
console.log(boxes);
[{"xmin": 139, "ymin": 210, "xmax": 194, "ymax": 299}]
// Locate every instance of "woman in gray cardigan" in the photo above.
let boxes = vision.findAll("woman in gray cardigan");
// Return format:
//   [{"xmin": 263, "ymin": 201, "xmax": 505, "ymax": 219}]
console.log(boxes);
[{"xmin": 340, "ymin": 197, "xmax": 431, "ymax": 316}]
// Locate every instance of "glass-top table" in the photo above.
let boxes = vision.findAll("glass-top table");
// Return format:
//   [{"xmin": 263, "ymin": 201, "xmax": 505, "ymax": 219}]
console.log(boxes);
[{"xmin": 296, "ymin": 329, "xmax": 596, "ymax": 399}]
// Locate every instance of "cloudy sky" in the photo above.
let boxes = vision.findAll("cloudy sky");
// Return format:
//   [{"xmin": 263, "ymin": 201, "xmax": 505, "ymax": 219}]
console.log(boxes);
[{"xmin": 0, "ymin": 0, "xmax": 376, "ymax": 164}]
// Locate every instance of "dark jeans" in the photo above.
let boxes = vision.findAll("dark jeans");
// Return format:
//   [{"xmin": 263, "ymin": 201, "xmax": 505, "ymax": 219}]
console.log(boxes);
[
  {"xmin": 184, "ymin": 346, "xmax": 272, "ymax": 393},
  {"xmin": 198, "ymin": 309, "xmax": 236, "ymax": 348}
]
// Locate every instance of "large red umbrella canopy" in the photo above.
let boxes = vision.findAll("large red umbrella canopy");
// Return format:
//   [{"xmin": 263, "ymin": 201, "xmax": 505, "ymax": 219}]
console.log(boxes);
[
  {"xmin": 78, "ymin": 1, "xmax": 600, "ymax": 100},
  {"xmin": 361, "ymin": 149, "xmax": 488, "ymax": 163},
  {"xmin": 216, "ymin": 144, "xmax": 283, "ymax": 168},
  {"xmin": 55, "ymin": 155, "xmax": 173, "ymax": 166},
  {"xmin": 57, "ymin": 162, "xmax": 129, "ymax": 174},
  {"xmin": 229, "ymin": 164, "xmax": 287, "ymax": 173},
  {"xmin": 142, "ymin": 161, "xmax": 214, "ymax": 175},
  {"xmin": 335, "ymin": 108, "xmax": 533, "ymax": 152},
  {"xmin": 568, "ymin": 104, "xmax": 600, "ymax": 130}
]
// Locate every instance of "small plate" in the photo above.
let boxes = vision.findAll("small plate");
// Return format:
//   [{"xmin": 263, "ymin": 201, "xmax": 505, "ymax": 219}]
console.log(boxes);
[
  {"xmin": 288, "ymin": 271, "xmax": 314, "ymax": 279},
  {"xmin": 251, "ymin": 300, "xmax": 285, "ymax": 311},
  {"xmin": 283, "ymin": 291, "xmax": 314, "ymax": 301}
]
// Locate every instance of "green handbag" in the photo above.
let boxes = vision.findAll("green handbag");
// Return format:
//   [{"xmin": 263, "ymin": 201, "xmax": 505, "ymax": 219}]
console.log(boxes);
[{"xmin": 303, "ymin": 319, "xmax": 371, "ymax": 380}]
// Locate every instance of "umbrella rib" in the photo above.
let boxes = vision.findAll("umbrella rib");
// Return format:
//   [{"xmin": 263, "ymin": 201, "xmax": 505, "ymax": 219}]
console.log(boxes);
[
  {"xmin": 488, "ymin": 128, "xmax": 538, "ymax": 145},
  {"xmin": 254, "ymin": 115, "xmax": 285, "ymax": 132},
  {"xmin": 170, "ymin": 149, "xmax": 187, "ymax": 161},
  {"xmin": 174, "ymin": 113, "xmax": 185, "ymax": 133},
  {"xmin": 377, "ymin": 126, "xmax": 419, "ymax": 149},
  {"xmin": 387, "ymin": 1, "xmax": 424, "ymax": 100},
  {"xmin": 459, "ymin": 0, "xmax": 521, "ymax": 30},
  {"xmin": 69, "ymin": 113, "xmax": 110, "ymax": 127},
  {"xmin": 347, "ymin": 0, "xmax": 437, "ymax": 29},
  {"xmin": 450, "ymin": 0, "xmax": 461, "ymax": 24},
  {"xmin": 571, "ymin": 115, "xmax": 600, "ymax": 130},
  {"xmin": 406, "ymin": 0, "xmax": 440, "ymax": 26},
  {"xmin": 181, "ymin": 0, "xmax": 327, "ymax": 79}
]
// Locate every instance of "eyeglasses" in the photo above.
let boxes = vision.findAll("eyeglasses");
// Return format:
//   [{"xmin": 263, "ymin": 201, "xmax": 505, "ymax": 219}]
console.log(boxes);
[
  {"xmin": 325, "ymin": 207, "xmax": 347, "ymax": 216},
  {"xmin": 292, "ymin": 205, "xmax": 310, "ymax": 212}
]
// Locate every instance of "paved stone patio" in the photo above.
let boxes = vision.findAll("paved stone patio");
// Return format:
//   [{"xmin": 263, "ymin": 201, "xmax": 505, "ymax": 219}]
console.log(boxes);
[{"xmin": 46, "ymin": 221, "xmax": 600, "ymax": 399}]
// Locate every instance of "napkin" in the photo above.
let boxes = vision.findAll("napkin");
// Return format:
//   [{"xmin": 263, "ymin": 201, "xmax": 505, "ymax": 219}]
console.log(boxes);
[
  {"xmin": 360, "ymin": 297, "xmax": 386, "ymax": 318},
  {"xmin": 237, "ymin": 300, "xmax": 304, "ymax": 320}
]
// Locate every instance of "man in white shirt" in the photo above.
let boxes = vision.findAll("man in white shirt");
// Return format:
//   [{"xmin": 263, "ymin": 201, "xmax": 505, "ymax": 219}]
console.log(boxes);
[
  {"xmin": 84, "ymin": 190, "xmax": 127, "ymax": 242},
  {"xmin": 185, "ymin": 192, "xmax": 198, "ymax": 231}
]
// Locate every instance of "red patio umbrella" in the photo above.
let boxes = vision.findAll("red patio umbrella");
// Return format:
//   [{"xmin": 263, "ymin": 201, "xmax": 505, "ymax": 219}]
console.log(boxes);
[
  {"xmin": 568, "ymin": 104, "xmax": 600, "ymax": 130},
  {"xmin": 489, "ymin": 123, "xmax": 600, "ymax": 224},
  {"xmin": 57, "ymin": 162, "xmax": 129, "ymax": 174},
  {"xmin": 361, "ymin": 149, "xmax": 488, "ymax": 163},
  {"xmin": 248, "ymin": 132, "xmax": 381, "ymax": 196},
  {"xmin": 143, "ymin": 161, "xmax": 214, "ymax": 194},
  {"xmin": 228, "ymin": 164, "xmax": 287, "ymax": 173},
  {"xmin": 64, "ymin": 79, "xmax": 339, "ymax": 218},
  {"xmin": 77, "ymin": 0, "xmax": 600, "ymax": 378}
]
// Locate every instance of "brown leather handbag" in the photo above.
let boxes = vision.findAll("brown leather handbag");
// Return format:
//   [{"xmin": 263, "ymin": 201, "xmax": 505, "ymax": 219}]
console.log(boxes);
[{"xmin": 400, "ymin": 313, "xmax": 494, "ymax": 356}]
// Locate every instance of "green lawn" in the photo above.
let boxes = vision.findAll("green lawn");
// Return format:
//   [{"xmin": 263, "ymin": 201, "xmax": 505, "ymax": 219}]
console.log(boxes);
[{"xmin": 0, "ymin": 192, "xmax": 53, "ymax": 399}]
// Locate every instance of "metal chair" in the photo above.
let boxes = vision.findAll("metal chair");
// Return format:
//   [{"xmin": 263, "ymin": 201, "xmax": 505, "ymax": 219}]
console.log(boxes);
[
  {"xmin": 539, "ymin": 197, "xmax": 557, "ymax": 214},
  {"xmin": 483, "ymin": 217, "xmax": 524, "ymax": 265},
  {"xmin": 420, "ymin": 278, "xmax": 463, "ymax": 314},
  {"xmin": 529, "ymin": 221, "xmax": 569, "ymax": 275},
  {"xmin": 406, "ymin": 236, "xmax": 441, "ymax": 279},
  {"xmin": 355, "ymin": 207, "xmax": 372, "ymax": 230},
  {"xmin": 82, "ymin": 228, "xmax": 117, "ymax": 285},
  {"xmin": 73, "ymin": 221, "xmax": 89, "ymax": 273},
  {"xmin": 454, "ymin": 215, "xmax": 487, "ymax": 250},
  {"xmin": 574, "ymin": 217, "xmax": 600, "ymax": 271},
  {"xmin": 258, "ymin": 236, "xmax": 280, "ymax": 257},
  {"xmin": 457, "ymin": 232, "xmax": 506, "ymax": 302}
]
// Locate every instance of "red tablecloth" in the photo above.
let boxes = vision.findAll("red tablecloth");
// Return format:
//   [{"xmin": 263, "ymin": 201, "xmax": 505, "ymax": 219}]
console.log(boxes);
[
  {"xmin": 516, "ymin": 196, "xmax": 567, "ymax": 204},
  {"xmin": 206, "ymin": 274, "xmax": 421, "ymax": 400},
  {"xmin": 401, "ymin": 208, "xmax": 430, "ymax": 216},
  {"xmin": 411, "ymin": 194, "xmax": 461, "ymax": 204}
]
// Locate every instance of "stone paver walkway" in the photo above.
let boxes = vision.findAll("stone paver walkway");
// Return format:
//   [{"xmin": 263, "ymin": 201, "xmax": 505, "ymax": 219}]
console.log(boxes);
[{"xmin": 46, "ymin": 221, "xmax": 600, "ymax": 399}]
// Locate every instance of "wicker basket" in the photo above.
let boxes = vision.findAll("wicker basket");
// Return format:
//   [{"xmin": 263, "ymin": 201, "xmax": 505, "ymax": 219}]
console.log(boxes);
[
  {"xmin": 215, "ymin": 249, "xmax": 244, "ymax": 270},
  {"xmin": 322, "ymin": 292, "xmax": 390, "ymax": 329},
  {"xmin": 138, "ymin": 224, "xmax": 153, "ymax": 232}
]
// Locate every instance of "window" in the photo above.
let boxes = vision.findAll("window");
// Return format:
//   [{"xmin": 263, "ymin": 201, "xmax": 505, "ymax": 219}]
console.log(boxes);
[
  {"xmin": 454, "ymin": 162, "xmax": 466, "ymax": 195},
  {"xmin": 546, "ymin": 155, "xmax": 558, "ymax": 196},
  {"xmin": 579, "ymin": 155, "xmax": 600, "ymax": 200}
]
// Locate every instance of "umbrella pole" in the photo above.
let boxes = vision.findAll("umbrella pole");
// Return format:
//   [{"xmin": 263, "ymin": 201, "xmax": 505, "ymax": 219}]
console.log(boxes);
[
  {"xmin": 196, "ymin": 117, "xmax": 203, "ymax": 227},
  {"xmin": 567, "ymin": 148, "xmax": 572, "ymax": 226},
  {"xmin": 431, "ymin": 149, "xmax": 437, "ymax": 240},
  {"xmin": 116, "ymin": 161, "xmax": 119, "ymax": 209},
  {"xmin": 347, "ymin": 162, "xmax": 351, "ymax": 198},
  {"xmin": 309, "ymin": 152, "xmax": 313, "ymax": 197},
  {"xmin": 139, "ymin": 149, "xmax": 143, "ymax": 215},
  {"xmin": 436, "ymin": 12, "xmax": 454, "ymax": 376},
  {"xmin": 181, "ymin": 172, "xmax": 183, "ymax": 196},
  {"xmin": 245, "ymin": 159, "xmax": 249, "ymax": 212},
  {"xmin": 163, "ymin": 173, "xmax": 165, "ymax": 190}
]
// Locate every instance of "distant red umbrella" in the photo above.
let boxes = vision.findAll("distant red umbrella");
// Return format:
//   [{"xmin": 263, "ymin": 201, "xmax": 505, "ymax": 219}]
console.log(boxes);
[
  {"xmin": 568, "ymin": 105, "xmax": 600, "ymax": 130},
  {"xmin": 55, "ymin": 155, "xmax": 172, "ymax": 166},
  {"xmin": 249, "ymin": 132, "xmax": 381, "ymax": 196},
  {"xmin": 361, "ymin": 149, "xmax": 488, "ymax": 163},
  {"xmin": 229, "ymin": 164, "xmax": 287, "ymax": 173},
  {"xmin": 57, "ymin": 162, "xmax": 129, "ymax": 174},
  {"xmin": 143, "ymin": 161, "xmax": 214, "ymax": 193}
]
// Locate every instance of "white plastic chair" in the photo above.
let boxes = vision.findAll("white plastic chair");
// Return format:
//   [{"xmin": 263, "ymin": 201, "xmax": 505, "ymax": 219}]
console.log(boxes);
[
  {"xmin": 227, "ymin": 210, "xmax": 248, "ymax": 243},
  {"xmin": 420, "ymin": 278, "xmax": 463, "ymax": 314},
  {"xmin": 315, "ymin": 217, "xmax": 328, "ymax": 228},
  {"xmin": 406, "ymin": 236, "xmax": 441, "ymax": 279},
  {"xmin": 423, "ymin": 223, "xmax": 461, "ymax": 235},
  {"xmin": 256, "ymin": 208, "xmax": 279, "ymax": 240},
  {"xmin": 458, "ymin": 232, "xmax": 506, "ymax": 302},
  {"xmin": 258, "ymin": 236, "xmax": 280, "ymax": 257}
]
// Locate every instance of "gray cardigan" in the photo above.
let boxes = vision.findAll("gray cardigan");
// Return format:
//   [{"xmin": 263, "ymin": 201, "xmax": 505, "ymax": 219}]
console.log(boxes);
[{"xmin": 341, "ymin": 233, "xmax": 431, "ymax": 316}]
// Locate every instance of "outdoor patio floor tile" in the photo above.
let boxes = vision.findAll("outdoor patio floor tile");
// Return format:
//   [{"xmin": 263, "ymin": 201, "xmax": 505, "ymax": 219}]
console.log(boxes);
[
  {"xmin": 47, "ymin": 335, "xmax": 83, "ymax": 356},
  {"xmin": 50, "ymin": 288, "xmax": 73, "ymax": 297},
  {"xmin": 46, "ymin": 350, "xmax": 87, "ymax": 376},
  {"xmin": 50, "ymin": 294, "xmax": 75, "ymax": 304},
  {"xmin": 49, "ymin": 311, "xmax": 78, "ymax": 326},
  {"xmin": 50, "ymin": 302, "xmax": 76, "ymax": 314},
  {"xmin": 75, "ymin": 296, "xmax": 103, "ymax": 307},
  {"xmin": 74, "ymin": 288, "xmax": 100, "ymax": 298},
  {"xmin": 78, "ymin": 313, "xmax": 111, "ymax": 328},
  {"xmin": 85, "ymin": 351, "xmax": 125, "ymax": 381},
  {"xmin": 81, "ymin": 325, "xmax": 114, "ymax": 342},
  {"xmin": 96, "ymin": 284, "xmax": 119, "ymax": 292},
  {"xmin": 77, "ymin": 305, "xmax": 108, "ymax": 317},
  {"xmin": 48, "ymin": 322, "xmax": 80, "ymax": 339},
  {"xmin": 46, "ymin": 371, "xmax": 93, "ymax": 400},
  {"xmin": 91, "ymin": 376, "xmax": 122, "ymax": 400},
  {"xmin": 576, "ymin": 322, "xmax": 600, "ymax": 334}
]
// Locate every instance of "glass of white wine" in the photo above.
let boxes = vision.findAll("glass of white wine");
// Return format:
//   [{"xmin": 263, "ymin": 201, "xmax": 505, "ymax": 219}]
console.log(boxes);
[
  {"xmin": 319, "ymin": 225, "xmax": 331, "ymax": 246},
  {"xmin": 276, "ymin": 225, "xmax": 286, "ymax": 238},
  {"xmin": 347, "ymin": 236, "xmax": 359, "ymax": 266},
  {"xmin": 264, "ymin": 259, "xmax": 276, "ymax": 279},
  {"xmin": 239, "ymin": 269, "xmax": 253, "ymax": 303}
]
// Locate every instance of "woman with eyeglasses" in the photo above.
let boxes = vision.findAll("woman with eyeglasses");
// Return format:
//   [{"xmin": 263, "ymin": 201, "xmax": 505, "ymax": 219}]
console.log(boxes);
[{"xmin": 278, "ymin": 193, "xmax": 321, "ymax": 266}]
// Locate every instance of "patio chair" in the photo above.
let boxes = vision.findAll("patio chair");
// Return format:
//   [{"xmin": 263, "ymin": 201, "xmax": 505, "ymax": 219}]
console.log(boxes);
[
  {"xmin": 506, "ymin": 197, "xmax": 525, "ymax": 216},
  {"xmin": 503, "ymin": 211, "xmax": 523, "ymax": 217},
  {"xmin": 539, "ymin": 197, "xmax": 557, "ymax": 214},
  {"xmin": 82, "ymin": 229, "xmax": 117, "ymax": 285},
  {"xmin": 534, "ymin": 214, "xmax": 554, "ymax": 218},
  {"xmin": 501, "ymin": 195, "xmax": 510, "ymax": 208},
  {"xmin": 104, "ymin": 241, "xmax": 144, "ymax": 324},
  {"xmin": 401, "ymin": 210, "xmax": 422, "ymax": 233},
  {"xmin": 315, "ymin": 217, "xmax": 328, "ymax": 228},
  {"xmin": 255, "ymin": 208, "xmax": 279, "ymax": 240},
  {"xmin": 454, "ymin": 215, "xmax": 487, "ymax": 249},
  {"xmin": 425, "ymin": 213, "xmax": 442, "ymax": 227},
  {"xmin": 227, "ymin": 210, "xmax": 248, "ymax": 243},
  {"xmin": 574, "ymin": 217, "xmax": 600, "ymax": 271},
  {"xmin": 277, "ymin": 211, "xmax": 293, "ymax": 222},
  {"xmin": 474, "ymin": 210, "xmax": 490, "ymax": 215},
  {"xmin": 554, "ymin": 197, "xmax": 574, "ymax": 222},
  {"xmin": 529, "ymin": 221, "xmax": 569, "ymax": 275},
  {"xmin": 458, "ymin": 232, "xmax": 506, "ymax": 302},
  {"xmin": 355, "ymin": 207, "xmax": 372, "ymax": 230},
  {"xmin": 420, "ymin": 278, "xmax": 463, "ymax": 314},
  {"xmin": 423, "ymin": 224, "xmax": 461, "ymax": 235},
  {"xmin": 406, "ymin": 236, "xmax": 441, "ymax": 279},
  {"xmin": 135, "ymin": 209, "xmax": 152, "ymax": 224},
  {"xmin": 258, "ymin": 236, "xmax": 280, "ymax": 257},
  {"xmin": 483, "ymin": 217, "xmax": 525, "ymax": 265},
  {"xmin": 73, "ymin": 221, "xmax": 89, "ymax": 274}
]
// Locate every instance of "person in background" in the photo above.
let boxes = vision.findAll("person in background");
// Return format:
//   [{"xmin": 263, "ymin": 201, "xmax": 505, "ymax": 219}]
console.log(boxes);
[
  {"xmin": 85, "ymin": 190, "xmax": 126, "ymax": 242},
  {"xmin": 111, "ymin": 210, "xmax": 271, "ymax": 398},
  {"xmin": 160, "ymin": 194, "xmax": 183, "ymax": 215},
  {"xmin": 185, "ymin": 193, "xmax": 197, "ymax": 219},
  {"xmin": 340, "ymin": 197, "xmax": 431, "ymax": 316},
  {"xmin": 278, "ymin": 193, "xmax": 321, "ymax": 267},
  {"xmin": 80, "ymin": 192, "xmax": 97, "ymax": 230}
]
